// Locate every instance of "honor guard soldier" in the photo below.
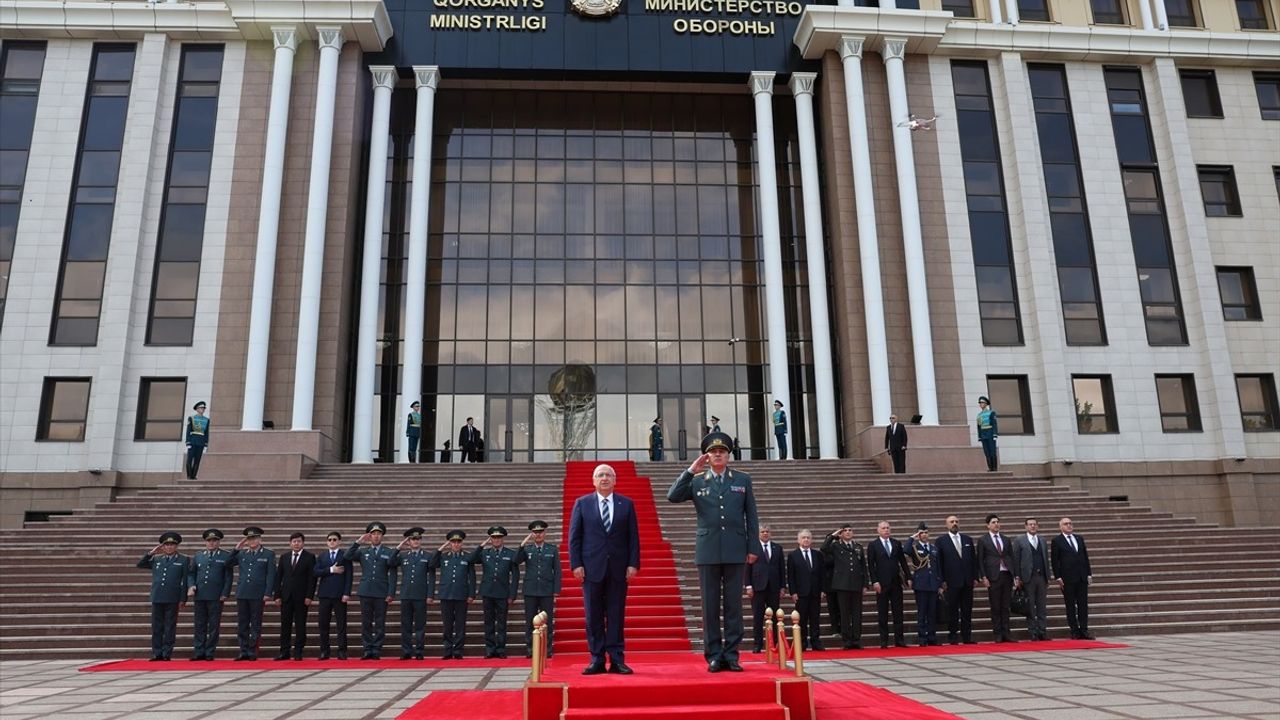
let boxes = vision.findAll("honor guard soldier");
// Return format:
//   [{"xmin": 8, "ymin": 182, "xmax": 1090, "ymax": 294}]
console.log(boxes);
[
  {"xmin": 185, "ymin": 401, "xmax": 210, "ymax": 479},
  {"xmin": 389, "ymin": 527, "xmax": 435, "ymax": 660},
  {"xmin": 772, "ymin": 400, "xmax": 788, "ymax": 460},
  {"xmin": 517, "ymin": 520, "xmax": 562, "ymax": 658},
  {"xmin": 232, "ymin": 526, "xmax": 276, "ymax": 660},
  {"xmin": 186, "ymin": 528, "xmax": 236, "ymax": 660},
  {"xmin": 345, "ymin": 521, "xmax": 399, "ymax": 659},
  {"xmin": 405, "ymin": 402, "xmax": 423, "ymax": 463},
  {"xmin": 313, "ymin": 531, "xmax": 353, "ymax": 660},
  {"xmin": 648, "ymin": 418, "xmax": 664, "ymax": 461},
  {"xmin": 821, "ymin": 524, "xmax": 870, "ymax": 649},
  {"xmin": 471, "ymin": 526, "xmax": 520, "ymax": 658},
  {"xmin": 430, "ymin": 530, "xmax": 476, "ymax": 658},
  {"xmin": 137, "ymin": 532, "xmax": 189, "ymax": 661}
]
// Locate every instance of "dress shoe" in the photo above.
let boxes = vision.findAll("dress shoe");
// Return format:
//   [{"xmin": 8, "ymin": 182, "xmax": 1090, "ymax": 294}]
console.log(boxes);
[
  {"xmin": 496, "ymin": 652, "xmax": 507, "ymax": 659},
  {"xmin": 484, "ymin": 652, "xmax": 496, "ymax": 659},
  {"xmin": 442, "ymin": 653, "xmax": 454, "ymax": 660},
  {"xmin": 361, "ymin": 653, "xmax": 374, "ymax": 660},
  {"xmin": 275, "ymin": 654, "xmax": 291, "ymax": 661},
  {"xmin": 161, "ymin": 657, "xmax": 171, "ymax": 661},
  {"xmin": 452, "ymin": 653, "xmax": 463, "ymax": 659},
  {"xmin": 370, "ymin": 655, "xmax": 380, "ymax": 660},
  {"xmin": 752, "ymin": 646, "xmax": 763, "ymax": 654},
  {"xmin": 416, "ymin": 654, "xmax": 424, "ymax": 660},
  {"xmin": 1082, "ymin": 632, "xmax": 1095, "ymax": 640},
  {"xmin": 319, "ymin": 653, "xmax": 330, "ymax": 661},
  {"xmin": 1004, "ymin": 636, "xmax": 1018, "ymax": 643},
  {"xmin": 189, "ymin": 656, "xmax": 202, "ymax": 661},
  {"xmin": 894, "ymin": 641, "xmax": 908, "ymax": 648},
  {"xmin": 707, "ymin": 660, "xmax": 723, "ymax": 673},
  {"xmin": 583, "ymin": 661, "xmax": 607, "ymax": 675},
  {"xmin": 724, "ymin": 661, "xmax": 743, "ymax": 672},
  {"xmin": 880, "ymin": 642, "xmax": 889, "ymax": 649},
  {"xmin": 841, "ymin": 642, "xmax": 855, "ymax": 650},
  {"xmin": 234, "ymin": 655, "xmax": 248, "ymax": 661},
  {"xmin": 293, "ymin": 655, "xmax": 303, "ymax": 661},
  {"xmin": 963, "ymin": 640, "xmax": 977, "ymax": 645},
  {"xmin": 852, "ymin": 641, "xmax": 863, "ymax": 649},
  {"xmin": 401, "ymin": 654, "xmax": 413, "ymax": 660},
  {"xmin": 337, "ymin": 651, "xmax": 348, "ymax": 660},
  {"xmin": 546, "ymin": 652, "xmax": 554, "ymax": 658},
  {"xmin": 525, "ymin": 652, "xmax": 534, "ymax": 659},
  {"xmin": 811, "ymin": 643, "xmax": 826, "ymax": 651},
  {"xmin": 245, "ymin": 656, "xmax": 258, "ymax": 661},
  {"xmin": 149, "ymin": 657, "xmax": 163, "ymax": 662},
  {"xmin": 609, "ymin": 662, "xmax": 634, "ymax": 675}
]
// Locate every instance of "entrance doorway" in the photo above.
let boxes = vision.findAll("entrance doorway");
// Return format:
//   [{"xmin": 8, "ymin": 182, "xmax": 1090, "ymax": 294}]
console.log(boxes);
[
  {"xmin": 659, "ymin": 395, "xmax": 706, "ymax": 461},
  {"xmin": 485, "ymin": 396, "xmax": 534, "ymax": 462}
]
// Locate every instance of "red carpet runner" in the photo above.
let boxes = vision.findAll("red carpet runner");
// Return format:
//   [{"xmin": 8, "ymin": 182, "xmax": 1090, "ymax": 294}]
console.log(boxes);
[{"xmin": 555, "ymin": 461, "xmax": 691, "ymax": 655}]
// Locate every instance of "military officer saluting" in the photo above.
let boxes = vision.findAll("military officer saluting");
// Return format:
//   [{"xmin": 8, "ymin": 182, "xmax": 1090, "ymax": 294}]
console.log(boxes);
[
  {"xmin": 345, "ymin": 521, "xmax": 399, "ymax": 660},
  {"xmin": 137, "ymin": 532, "xmax": 190, "ymax": 661},
  {"xmin": 389, "ymin": 527, "xmax": 435, "ymax": 660},
  {"xmin": 471, "ymin": 526, "xmax": 520, "ymax": 659},
  {"xmin": 517, "ymin": 520, "xmax": 562, "ymax": 658},
  {"xmin": 232, "ymin": 526, "xmax": 276, "ymax": 660},
  {"xmin": 430, "ymin": 530, "xmax": 476, "ymax": 659},
  {"xmin": 821, "ymin": 524, "xmax": 870, "ymax": 649},
  {"xmin": 186, "ymin": 528, "xmax": 237, "ymax": 660}
]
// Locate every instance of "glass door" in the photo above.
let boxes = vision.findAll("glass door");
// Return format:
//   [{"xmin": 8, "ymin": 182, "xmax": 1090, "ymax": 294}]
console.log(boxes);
[
  {"xmin": 659, "ymin": 394, "xmax": 705, "ymax": 461},
  {"xmin": 485, "ymin": 396, "xmax": 534, "ymax": 462}
]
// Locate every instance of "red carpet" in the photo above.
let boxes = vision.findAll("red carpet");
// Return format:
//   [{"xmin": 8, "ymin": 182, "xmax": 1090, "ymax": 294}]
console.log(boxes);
[
  {"xmin": 786, "ymin": 637, "xmax": 1126, "ymax": 659},
  {"xmin": 81, "ymin": 656, "xmax": 534, "ymax": 672}
]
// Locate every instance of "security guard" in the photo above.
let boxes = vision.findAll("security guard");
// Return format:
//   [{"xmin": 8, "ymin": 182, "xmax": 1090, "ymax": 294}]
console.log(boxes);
[
  {"xmin": 667, "ymin": 431, "xmax": 760, "ymax": 673},
  {"xmin": 344, "ymin": 521, "xmax": 398, "ymax": 659},
  {"xmin": 405, "ymin": 402, "xmax": 423, "ymax": 463},
  {"xmin": 232, "ymin": 526, "xmax": 276, "ymax": 660},
  {"xmin": 185, "ymin": 401, "xmax": 210, "ymax": 479},
  {"xmin": 516, "ymin": 520, "xmax": 562, "ymax": 658},
  {"xmin": 186, "ymin": 528, "xmax": 236, "ymax": 660},
  {"xmin": 470, "ymin": 526, "xmax": 520, "ymax": 658},
  {"xmin": 137, "ymin": 531, "xmax": 189, "ymax": 661},
  {"xmin": 430, "ymin": 530, "xmax": 476, "ymax": 659},
  {"xmin": 821, "ymin": 524, "xmax": 870, "ymax": 649},
  {"xmin": 389, "ymin": 527, "xmax": 435, "ymax": 660}
]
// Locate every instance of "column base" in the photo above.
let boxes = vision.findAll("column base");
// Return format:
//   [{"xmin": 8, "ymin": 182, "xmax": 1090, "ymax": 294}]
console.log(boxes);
[
  {"xmin": 195, "ymin": 430, "xmax": 338, "ymax": 480},
  {"xmin": 854, "ymin": 424, "xmax": 987, "ymax": 473}
]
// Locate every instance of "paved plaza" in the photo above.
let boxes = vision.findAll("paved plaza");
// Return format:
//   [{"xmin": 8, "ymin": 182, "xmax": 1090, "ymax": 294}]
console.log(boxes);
[{"xmin": 0, "ymin": 631, "xmax": 1276, "ymax": 719}]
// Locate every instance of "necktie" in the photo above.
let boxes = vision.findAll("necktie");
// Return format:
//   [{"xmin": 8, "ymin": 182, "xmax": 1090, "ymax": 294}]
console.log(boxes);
[
  {"xmin": 1068, "ymin": 535, "xmax": 1077, "ymax": 552},
  {"xmin": 952, "ymin": 534, "xmax": 962, "ymax": 554},
  {"xmin": 995, "ymin": 535, "xmax": 1002, "ymax": 553},
  {"xmin": 883, "ymin": 539, "xmax": 891, "ymax": 555},
  {"xmin": 331, "ymin": 550, "xmax": 336, "ymax": 563},
  {"xmin": 601, "ymin": 498, "xmax": 612, "ymax": 532},
  {"xmin": 804, "ymin": 550, "xmax": 811, "ymax": 568},
  {"xmin": 764, "ymin": 544, "xmax": 770, "ymax": 561},
  {"xmin": 292, "ymin": 552, "xmax": 299, "ymax": 568}
]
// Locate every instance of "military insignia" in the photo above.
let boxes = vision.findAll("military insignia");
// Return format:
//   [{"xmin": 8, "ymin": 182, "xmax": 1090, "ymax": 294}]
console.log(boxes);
[
  {"xmin": 570, "ymin": 0, "xmax": 622, "ymax": 19},
  {"xmin": 731, "ymin": 485, "xmax": 746, "ymax": 493}
]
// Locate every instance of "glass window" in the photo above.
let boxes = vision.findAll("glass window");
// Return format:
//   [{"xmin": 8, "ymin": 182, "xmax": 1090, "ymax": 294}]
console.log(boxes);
[
  {"xmin": 37, "ymin": 378, "xmax": 92, "ymax": 441},
  {"xmin": 1017, "ymin": 0, "xmax": 1050, "ymax": 21},
  {"xmin": 941, "ymin": 0, "xmax": 975, "ymax": 17},
  {"xmin": 1197, "ymin": 166, "xmax": 1242, "ymax": 217},
  {"xmin": 1179, "ymin": 70, "xmax": 1223, "ymax": 118},
  {"xmin": 1237, "ymin": 0, "xmax": 1272, "ymax": 29},
  {"xmin": 1216, "ymin": 267, "xmax": 1262, "ymax": 320},
  {"xmin": 0, "ymin": 42, "xmax": 46, "ymax": 330},
  {"xmin": 136, "ymin": 377, "xmax": 187, "ymax": 440},
  {"xmin": 1155, "ymin": 375, "xmax": 1201, "ymax": 432},
  {"xmin": 1165, "ymin": 0, "xmax": 1199, "ymax": 26},
  {"xmin": 1236, "ymin": 375, "xmax": 1279, "ymax": 431},
  {"xmin": 1072, "ymin": 375, "xmax": 1117, "ymax": 434},
  {"xmin": 1091, "ymin": 0, "xmax": 1126, "ymax": 23},
  {"xmin": 1254, "ymin": 73, "xmax": 1280, "ymax": 120},
  {"xmin": 987, "ymin": 375, "xmax": 1033, "ymax": 435}
]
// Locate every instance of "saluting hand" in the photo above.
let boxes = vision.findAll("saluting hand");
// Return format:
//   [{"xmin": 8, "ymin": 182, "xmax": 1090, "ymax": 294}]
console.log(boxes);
[
  {"xmin": 689, "ymin": 453, "xmax": 711, "ymax": 474},
  {"xmin": 521, "ymin": 533, "xmax": 533, "ymax": 547},
  {"xmin": 358, "ymin": 533, "xmax": 372, "ymax": 544},
  {"xmin": 149, "ymin": 544, "xmax": 165, "ymax": 555}
]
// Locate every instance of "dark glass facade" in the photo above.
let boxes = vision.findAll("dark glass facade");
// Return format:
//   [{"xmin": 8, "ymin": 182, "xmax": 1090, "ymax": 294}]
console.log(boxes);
[{"xmin": 0, "ymin": 41, "xmax": 46, "ymax": 329}]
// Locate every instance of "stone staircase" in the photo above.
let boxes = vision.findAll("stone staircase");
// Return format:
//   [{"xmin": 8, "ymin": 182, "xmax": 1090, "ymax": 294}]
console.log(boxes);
[{"xmin": 0, "ymin": 460, "xmax": 1277, "ymax": 659}]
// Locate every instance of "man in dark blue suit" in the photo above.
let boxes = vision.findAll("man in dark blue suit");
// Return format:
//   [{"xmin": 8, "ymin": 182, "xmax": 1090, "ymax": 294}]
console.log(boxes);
[
  {"xmin": 746, "ymin": 524, "xmax": 784, "ymax": 653},
  {"xmin": 569, "ymin": 463, "xmax": 640, "ymax": 676},
  {"xmin": 313, "ymin": 531, "xmax": 353, "ymax": 659},
  {"xmin": 937, "ymin": 515, "xmax": 979, "ymax": 645}
]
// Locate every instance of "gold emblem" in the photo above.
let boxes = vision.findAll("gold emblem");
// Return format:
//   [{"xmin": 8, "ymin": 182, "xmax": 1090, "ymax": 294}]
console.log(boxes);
[{"xmin": 570, "ymin": 0, "xmax": 622, "ymax": 18}]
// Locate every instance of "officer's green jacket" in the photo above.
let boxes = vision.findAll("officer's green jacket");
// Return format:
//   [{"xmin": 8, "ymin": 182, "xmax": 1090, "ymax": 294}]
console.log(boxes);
[
  {"xmin": 233, "ymin": 547, "xmax": 277, "ymax": 599},
  {"xmin": 667, "ymin": 467, "xmax": 760, "ymax": 565},
  {"xmin": 188, "ymin": 548, "xmax": 237, "ymax": 601},
  {"xmin": 344, "ymin": 542, "xmax": 398, "ymax": 598},
  {"xmin": 470, "ymin": 545, "xmax": 520, "ymax": 600},
  {"xmin": 137, "ymin": 552, "xmax": 190, "ymax": 603},
  {"xmin": 389, "ymin": 548, "xmax": 435, "ymax": 601},
  {"xmin": 516, "ymin": 543, "xmax": 562, "ymax": 597},
  {"xmin": 820, "ymin": 536, "xmax": 871, "ymax": 592},
  {"xmin": 429, "ymin": 550, "xmax": 476, "ymax": 601}
]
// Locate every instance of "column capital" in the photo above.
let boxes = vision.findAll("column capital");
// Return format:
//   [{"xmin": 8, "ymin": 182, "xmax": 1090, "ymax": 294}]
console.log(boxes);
[
  {"xmin": 413, "ymin": 66, "xmax": 441, "ymax": 90},
  {"xmin": 837, "ymin": 35, "xmax": 865, "ymax": 60},
  {"xmin": 369, "ymin": 65, "xmax": 398, "ymax": 91},
  {"xmin": 880, "ymin": 37, "xmax": 908, "ymax": 62},
  {"xmin": 789, "ymin": 72, "xmax": 817, "ymax": 97},
  {"xmin": 271, "ymin": 26, "xmax": 299, "ymax": 52},
  {"xmin": 316, "ymin": 26, "xmax": 345, "ymax": 52},
  {"xmin": 748, "ymin": 71, "xmax": 776, "ymax": 96}
]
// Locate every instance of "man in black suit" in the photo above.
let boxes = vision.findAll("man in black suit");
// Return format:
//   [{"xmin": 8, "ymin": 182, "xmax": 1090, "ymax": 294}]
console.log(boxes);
[
  {"xmin": 1051, "ymin": 517, "xmax": 1094, "ymax": 640},
  {"xmin": 746, "ymin": 524, "xmax": 784, "ymax": 653},
  {"xmin": 822, "ymin": 524, "xmax": 868, "ymax": 649},
  {"xmin": 866, "ymin": 521, "xmax": 910, "ymax": 648},
  {"xmin": 273, "ymin": 532, "xmax": 317, "ymax": 660},
  {"xmin": 313, "ymin": 531, "xmax": 353, "ymax": 659},
  {"xmin": 884, "ymin": 415, "xmax": 908, "ymax": 474},
  {"xmin": 458, "ymin": 417, "xmax": 480, "ymax": 463},
  {"xmin": 976, "ymin": 513, "xmax": 1016, "ymax": 642},
  {"xmin": 936, "ymin": 515, "xmax": 979, "ymax": 645},
  {"xmin": 569, "ymin": 463, "xmax": 640, "ymax": 675},
  {"xmin": 785, "ymin": 530, "xmax": 824, "ymax": 651}
]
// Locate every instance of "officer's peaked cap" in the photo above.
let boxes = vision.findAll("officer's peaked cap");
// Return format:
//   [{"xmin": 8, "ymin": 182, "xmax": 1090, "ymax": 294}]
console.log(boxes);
[
  {"xmin": 446, "ymin": 529, "xmax": 466, "ymax": 541},
  {"xmin": 528, "ymin": 520, "xmax": 549, "ymax": 531},
  {"xmin": 701, "ymin": 432, "xmax": 733, "ymax": 454},
  {"xmin": 404, "ymin": 526, "xmax": 425, "ymax": 539},
  {"xmin": 243, "ymin": 526, "xmax": 264, "ymax": 538},
  {"xmin": 366, "ymin": 521, "xmax": 387, "ymax": 534},
  {"xmin": 202, "ymin": 528, "xmax": 224, "ymax": 541},
  {"xmin": 487, "ymin": 526, "xmax": 508, "ymax": 537},
  {"xmin": 159, "ymin": 531, "xmax": 182, "ymax": 545}
]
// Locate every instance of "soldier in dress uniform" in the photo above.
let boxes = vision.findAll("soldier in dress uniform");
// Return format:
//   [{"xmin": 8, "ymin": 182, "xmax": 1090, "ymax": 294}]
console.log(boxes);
[
  {"xmin": 185, "ymin": 401, "xmax": 209, "ymax": 479},
  {"xmin": 708, "ymin": 416, "xmax": 721, "ymax": 434},
  {"xmin": 471, "ymin": 526, "xmax": 520, "ymax": 658},
  {"xmin": 821, "ymin": 524, "xmax": 870, "ymax": 649},
  {"xmin": 772, "ymin": 400, "xmax": 788, "ymax": 460},
  {"xmin": 430, "ymin": 530, "xmax": 476, "ymax": 659},
  {"xmin": 344, "ymin": 521, "xmax": 399, "ymax": 660},
  {"xmin": 405, "ymin": 402, "xmax": 423, "ymax": 463},
  {"xmin": 232, "ymin": 526, "xmax": 276, "ymax": 660},
  {"xmin": 389, "ymin": 527, "xmax": 435, "ymax": 660},
  {"xmin": 137, "ymin": 531, "xmax": 189, "ymax": 661},
  {"xmin": 186, "ymin": 528, "xmax": 236, "ymax": 660},
  {"xmin": 517, "ymin": 520, "xmax": 562, "ymax": 658},
  {"xmin": 905, "ymin": 522, "xmax": 943, "ymax": 646},
  {"xmin": 648, "ymin": 418, "xmax": 664, "ymax": 462}
]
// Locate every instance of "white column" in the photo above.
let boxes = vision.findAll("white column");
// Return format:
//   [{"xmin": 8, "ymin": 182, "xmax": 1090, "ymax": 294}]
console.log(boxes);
[
  {"xmin": 351, "ymin": 66, "xmax": 397, "ymax": 463},
  {"xmin": 881, "ymin": 38, "xmax": 939, "ymax": 426},
  {"xmin": 881, "ymin": 0, "xmax": 897, "ymax": 8},
  {"xmin": 398, "ymin": 66, "xmax": 440, "ymax": 463},
  {"xmin": 988, "ymin": 0, "xmax": 1004, "ymax": 24},
  {"xmin": 789, "ymin": 72, "xmax": 839, "ymax": 459},
  {"xmin": 1004, "ymin": 0, "xmax": 1020, "ymax": 24},
  {"xmin": 1153, "ymin": 0, "xmax": 1169, "ymax": 29},
  {"xmin": 241, "ymin": 27, "xmax": 298, "ymax": 431},
  {"xmin": 1135, "ymin": 0, "xmax": 1155, "ymax": 30},
  {"xmin": 838, "ymin": 37, "xmax": 892, "ymax": 426},
  {"xmin": 748, "ymin": 71, "xmax": 793, "ymax": 459},
  {"xmin": 290, "ymin": 27, "xmax": 345, "ymax": 431}
]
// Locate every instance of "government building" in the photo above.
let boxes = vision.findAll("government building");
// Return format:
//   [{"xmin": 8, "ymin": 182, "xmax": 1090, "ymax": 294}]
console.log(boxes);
[{"xmin": 1, "ymin": 0, "xmax": 1277, "ymax": 527}]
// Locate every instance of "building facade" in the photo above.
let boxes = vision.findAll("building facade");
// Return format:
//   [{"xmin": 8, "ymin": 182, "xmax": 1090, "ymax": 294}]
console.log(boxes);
[{"xmin": 1, "ymin": 0, "xmax": 1277, "ymax": 526}]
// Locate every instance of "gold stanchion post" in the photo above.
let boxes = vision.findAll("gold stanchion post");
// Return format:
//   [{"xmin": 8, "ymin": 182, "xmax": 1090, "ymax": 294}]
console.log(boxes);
[
  {"xmin": 530, "ymin": 612, "xmax": 547, "ymax": 682},
  {"xmin": 775, "ymin": 609, "xmax": 787, "ymax": 671},
  {"xmin": 790, "ymin": 610, "xmax": 804, "ymax": 677},
  {"xmin": 764, "ymin": 607, "xmax": 775, "ymax": 664}
]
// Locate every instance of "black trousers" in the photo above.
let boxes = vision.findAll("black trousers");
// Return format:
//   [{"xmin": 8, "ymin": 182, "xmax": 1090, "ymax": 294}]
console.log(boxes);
[
  {"xmin": 890, "ymin": 448, "xmax": 906, "ymax": 473},
  {"xmin": 986, "ymin": 571, "xmax": 1013, "ymax": 640},
  {"xmin": 1061, "ymin": 580, "xmax": 1090, "ymax": 637},
  {"xmin": 192, "ymin": 599, "xmax": 224, "ymax": 659},
  {"xmin": 826, "ymin": 588, "xmax": 841, "ymax": 635},
  {"xmin": 876, "ymin": 581, "xmax": 905, "ymax": 644},
  {"xmin": 582, "ymin": 574, "xmax": 628, "ymax": 664},
  {"xmin": 278, "ymin": 598, "xmax": 309, "ymax": 656},
  {"xmin": 750, "ymin": 585, "xmax": 781, "ymax": 650},
  {"xmin": 359, "ymin": 596, "xmax": 388, "ymax": 655},
  {"xmin": 980, "ymin": 438, "xmax": 998, "ymax": 471},
  {"xmin": 185, "ymin": 444, "xmax": 205, "ymax": 479},
  {"xmin": 482, "ymin": 596, "xmax": 510, "ymax": 655},
  {"xmin": 440, "ymin": 599, "xmax": 468, "ymax": 656},
  {"xmin": 317, "ymin": 597, "xmax": 348, "ymax": 655},
  {"xmin": 401, "ymin": 599, "xmax": 426, "ymax": 656},
  {"xmin": 236, "ymin": 599, "xmax": 264, "ymax": 656},
  {"xmin": 913, "ymin": 589, "xmax": 938, "ymax": 643},
  {"xmin": 835, "ymin": 589, "xmax": 863, "ymax": 644},
  {"xmin": 407, "ymin": 433, "xmax": 420, "ymax": 463},
  {"xmin": 697, "ymin": 563, "xmax": 745, "ymax": 664},
  {"xmin": 524, "ymin": 595, "xmax": 555, "ymax": 655},
  {"xmin": 944, "ymin": 583, "xmax": 974, "ymax": 642},
  {"xmin": 775, "ymin": 431, "xmax": 788, "ymax": 460},
  {"xmin": 150, "ymin": 602, "xmax": 179, "ymax": 658},
  {"xmin": 795, "ymin": 592, "xmax": 822, "ymax": 648}
]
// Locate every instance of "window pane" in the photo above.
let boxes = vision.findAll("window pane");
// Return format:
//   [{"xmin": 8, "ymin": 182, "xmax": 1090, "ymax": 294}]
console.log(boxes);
[
  {"xmin": 81, "ymin": 96, "xmax": 129, "ymax": 150},
  {"xmin": 0, "ymin": 96, "xmax": 37, "ymax": 149},
  {"xmin": 65, "ymin": 204, "xmax": 114, "ymax": 260}
]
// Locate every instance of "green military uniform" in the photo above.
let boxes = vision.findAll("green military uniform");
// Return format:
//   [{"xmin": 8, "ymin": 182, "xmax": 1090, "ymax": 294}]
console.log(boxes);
[
  {"xmin": 233, "ymin": 526, "xmax": 276, "ymax": 660},
  {"xmin": 187, "ymin": 528, "xmax": 236, "ymax": 660},
  {"xmin": 389, "ymin": 527, "xmax": 435, "ymax": 659},
  {"xmin": 430, "ymin": 530, "xmax": 476, "ymax": 658},
  {"xmin": 344, "ymin": 521, "xmax": 398, "ymax": 659},
  {"xmin": 821, "ymin": 529, "xmax": 870, "ymax": 649},
  {"xmin": 516, "ymin": 520, "xmax": 562, "ymax": 658},
  {"xmin": 137, "ymin": 531, "xmax": 189, "ymax": 660},
  {"xmin": 470, "ymin": 526, "xmax": 520, "ymax": 658}
]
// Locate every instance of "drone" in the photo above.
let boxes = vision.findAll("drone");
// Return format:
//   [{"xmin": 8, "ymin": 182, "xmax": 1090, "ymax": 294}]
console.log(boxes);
[{"xmin": 898, "ymin": 114, "xmax": 939, "ymax": 131}]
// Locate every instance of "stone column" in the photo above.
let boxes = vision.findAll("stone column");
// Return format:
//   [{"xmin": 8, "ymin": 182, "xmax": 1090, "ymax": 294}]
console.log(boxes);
[
  {"xmin": 351, "ymin": 66, "xmax": 397, "ymax": 463},
  {"xmin": 1152, "ymin": 0, "xmax": 1169, "ymax": 29},
  {"xmin": 881, "ymin": 38, "xmax": 939, "ymax": 425},
  {"xmin": 290, "ymin": 27, "xmax": 345, "ymax": 431},
  {"xmin": 838, "ymin": 36, "xmax": 892, "ymax": 427},
  {"xmin": 241, "ymin": 27, "xmax": 297, "ymax": 431},
  {"xmin": 988, "ymin": 0, "xmax": 1004, "ymax": 24},
  {"xmin": 1135, "ymin": 0, "xmax": 1155, "ymax": 31},
  {"xmin": 789, "ymin": 72, "xmax": 839, "ymax": 459},
  {"xmin": 1005, "ymin": 0, "xmax": 1020, "ymax": 24},
  {"xmin": 748, "ymin": 71, "xmax": 793, "ymax": 458},
  {"xmin": 399, "ymin": 66, "xmax": 440, "ymax": 463}
]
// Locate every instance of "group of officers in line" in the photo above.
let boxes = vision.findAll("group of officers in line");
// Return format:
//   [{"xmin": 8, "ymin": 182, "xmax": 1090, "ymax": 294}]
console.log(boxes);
[{"xmin": 137, "ymin": 520, "xmax": 561, "ymax": 662}]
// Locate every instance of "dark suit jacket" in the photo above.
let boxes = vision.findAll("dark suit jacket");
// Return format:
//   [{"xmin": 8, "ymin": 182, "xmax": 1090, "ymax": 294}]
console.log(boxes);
[
  {"xmin": 785, "ymin": 548, "xmax": 823, "ymax": 597},
  {"xmin": 458, "ymin": 425, "xmax": 480, "ymax": 449},
  {"xmin": 975, "ymin": 532, "xmax": 1014, "ymax": 582},
  {"xmin": 312, "ymin": 547, "xmax": 354, "ymax": 599},
  {"xmin": 884, "ymin": 423, "xmax": 908, "ymax": 452},
  {"xmin": 866, "ymin": 537, "xmax": 909, "ymax": 587},
  {"xmin": 937, "ymin": 532, "xmax": 979, "ymax": 588},
  {"xmin": 1051, "ymin": 534, "xmax": 1092, "ymax": 583},
  {"xmin": 568, "ymin": 492, "xmax": 641, "ymax": 583},
  {"xmin": 274, "ymin": 549, "xmax": 317, "ymax": 602},
  {"xmin": 749, "ymin": 540, "xmax": 785, "ymax": 593}
]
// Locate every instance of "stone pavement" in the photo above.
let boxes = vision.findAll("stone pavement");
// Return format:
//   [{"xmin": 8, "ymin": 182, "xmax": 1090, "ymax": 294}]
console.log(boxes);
[{"xmin": 0, "ymin": 632, "xmax": 1276, "ymax": 719}]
